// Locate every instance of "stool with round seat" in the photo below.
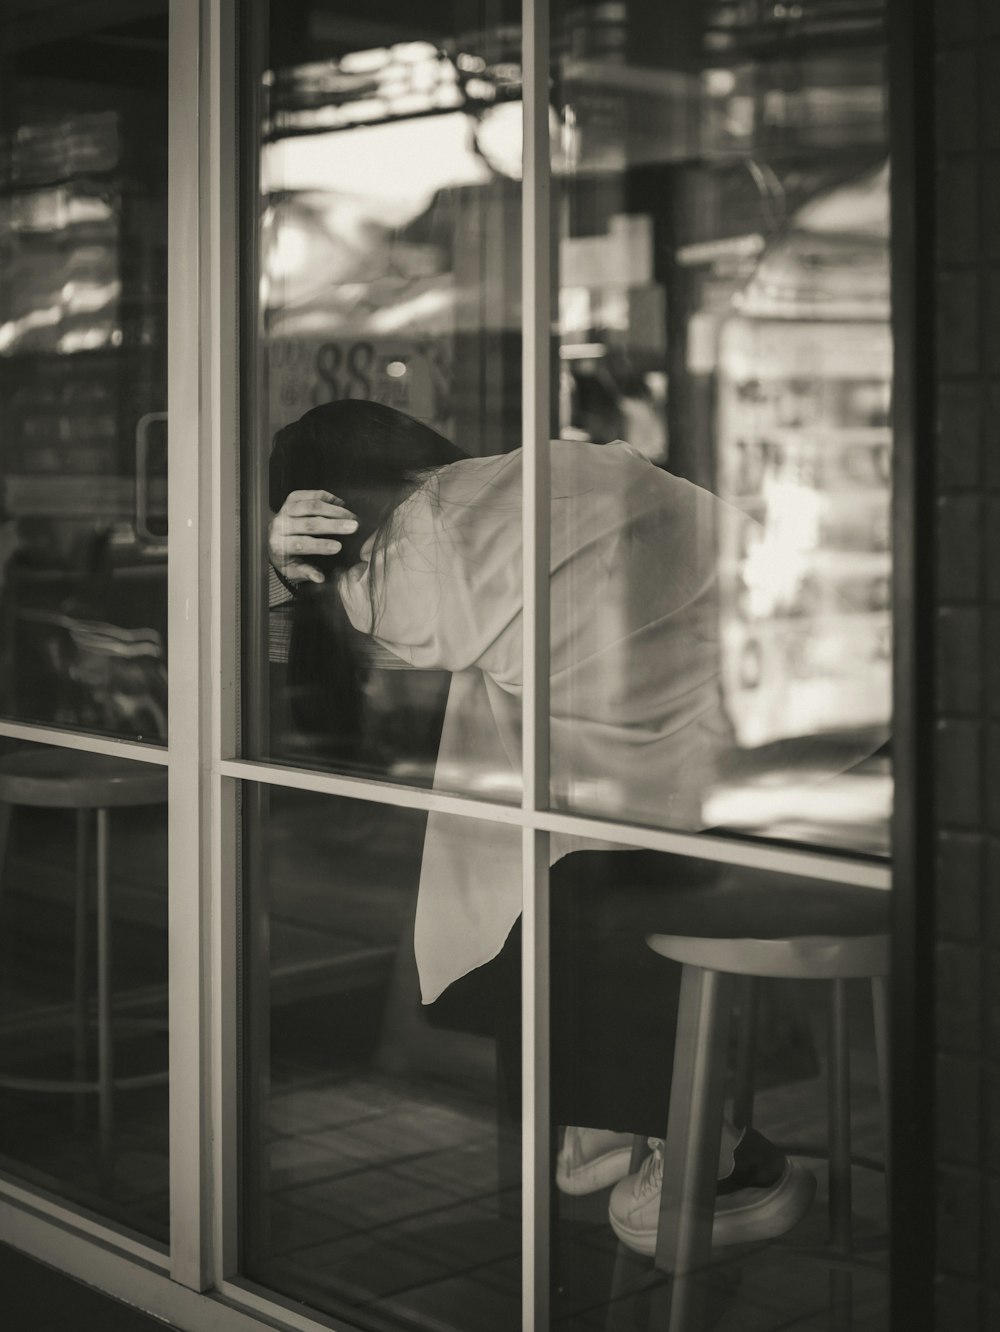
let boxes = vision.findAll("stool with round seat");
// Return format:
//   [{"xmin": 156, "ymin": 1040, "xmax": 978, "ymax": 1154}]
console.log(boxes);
[
  {"xmin": 620, "ymin": 873, "xmax": 890, "ymax": 1332},
  {"xmin": 0, "ymin": 745, "xmax": 169, "ymax": 1184}
]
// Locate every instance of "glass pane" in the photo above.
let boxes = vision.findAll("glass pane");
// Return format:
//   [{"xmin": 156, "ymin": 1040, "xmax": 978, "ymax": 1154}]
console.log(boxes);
[
  {"xmin": 543, "ymin": 5, "xmax": 892, "ymax": 1329},
  {"xmin": 0, "ymin": 737, "xmax": 169, "ymax": 1239},
  {"xmin": 550, "ymin": 0, "xmax": 891, "ymax": 855},
  {"xmin": 547, "ymin": 835, "xmax": 888, "ymax": 1331},
  {"xmin": 241, "ymin": 785, "xmax": 521, "ymax": 1330},
  {"xmin": 245, "ymin": 1, "xmax": 524, "ymax": 800},
  {"xmin": 0, "ymin": 3, "xmax": 168, "ymax": 743}
]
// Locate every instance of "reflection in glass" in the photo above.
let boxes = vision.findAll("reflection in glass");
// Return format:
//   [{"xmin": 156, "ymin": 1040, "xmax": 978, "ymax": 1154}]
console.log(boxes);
[
  {"xmin": 551, "ymin": 0, "xmax": 891, "ymax": 854},
  {"xmin": 0, "ymin": 739, "xmax": 169, "ymax": 1239},
  {"xmin": 250, "ymin": 4, "xmax": 524, "ymax": 786},
  {"xmin": 241, "ymin": 786, "xmax": 520, "ymax": 1330},
  {"xmin": 0, "ymin": 5, "xmax": 169, "ymax": 743}
]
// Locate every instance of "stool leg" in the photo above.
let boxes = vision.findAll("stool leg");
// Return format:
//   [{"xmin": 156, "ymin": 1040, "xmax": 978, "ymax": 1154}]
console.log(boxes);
[
  {"xmin": 74, "ymin": 809, "xmax": 90, "ymax": 1130},
  {"xmin": 96, "ymin": 808, "xmax": 114, "ymax": 1186},
  {"xmin": 653, "ymin": 965, "xmax": 734, "ymax": 1332},
  {"xmin": 828, "ymin": 979, "xmax": 853, "ymax": 1253},
  {"xmin": 871, "ymin": 975, "xmax": 891, "ymax": 1195},
  {"xmin": 0, "ymin": 801, "xmax": 11, "ymax": 903},
  {"xmin": 828, "ymin": 979, "xmax": 853, "ymax": 1332},
  {"xmin": 732, "ymin": 977, "xmax": 758, "ymax": 1132}
]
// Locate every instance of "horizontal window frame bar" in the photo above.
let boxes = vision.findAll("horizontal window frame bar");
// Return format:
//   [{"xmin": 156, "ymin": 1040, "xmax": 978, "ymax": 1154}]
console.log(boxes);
[
  {"xmin": 0, "ymin": 1173, "xmax": 169, "ymax": 1268},
  {"xmin": 535, "ymin": 811, "xmax": 892, "ymax": 888},
  {"xmin": 219, "ymin": 757, "xmax": 527, "ymax": 823},
  {"xmin": 0, "ymin": 720, "xmax": 168, "ymax": 765},
  {"xmin": 220, "ymin": 758, "xmax": 891, "ymax": 888},
  {"xmin": 219, "ymin": 1278, "xmax": 361, "ymax": 1332},
  {"xmin": 0, "ymin": 1201, "xmax": 333, "ymax": 1332}
]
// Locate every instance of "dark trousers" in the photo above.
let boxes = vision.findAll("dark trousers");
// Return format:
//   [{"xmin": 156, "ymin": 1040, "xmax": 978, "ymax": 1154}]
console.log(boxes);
[{"xmin": 490, "ymin": 849, "xmax": 719, "ymax": 1140}]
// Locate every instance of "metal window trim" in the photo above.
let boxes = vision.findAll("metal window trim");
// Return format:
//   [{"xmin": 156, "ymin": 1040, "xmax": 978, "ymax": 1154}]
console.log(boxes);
[
  {"xmin": 219, "ymin": 757, "xmax": 891, "ymax": 887},
  {"xmin": 0, "ymin": 1173, "xmax": 170, "ymax": 1267},
  {"xmin": 536, "ymin": 811, "xmax": 893, "ymax": 888},
  {"xmin": 218, "ymin": 756, "xmax": 527, "ymax": 821},
  {"xmin": 204, "ymin": 0, "xmax": 243, "ymax": 1289},
  {"xmin": 219, "ymin": 1277, "xmax": 371, "ymax": 1332},
  {"xmin": 0, "ymin": 1198, "xmax": 337, "ymax": 1332},
  {"xmin": 886, "ymin": 0, "xmax": 934, "ymax": 1328},
  {"xmin": 521, "ymin": 0, "xmax": 552, "ymax": 1327},
  {"xmin": 167, "ymin": 0, "xmax": 213, "ymax": 1293},
  {"xmin": 540, "ymin": 804, "xmax": 889, "ymax": 889},
  {"xmin": 0, "ymin": 721, "xmax": 168, "ymax": 766}
]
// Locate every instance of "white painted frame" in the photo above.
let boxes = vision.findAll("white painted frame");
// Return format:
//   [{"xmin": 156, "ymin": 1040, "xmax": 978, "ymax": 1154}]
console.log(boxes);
[{"xmin": 0, "ymin": 1, "xmax": 893, "ymax": 1330}]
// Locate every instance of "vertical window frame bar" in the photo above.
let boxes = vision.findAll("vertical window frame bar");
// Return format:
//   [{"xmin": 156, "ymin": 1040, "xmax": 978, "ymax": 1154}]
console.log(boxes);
[
  {"xmin": 521, "ymin": 0, "xmax": 552, "ymax": 1328},
  {"xmin": 205, "ymin": 0, "xmax": 242, "ymax": 1286},
  {"xmin": 886, "ymin": 0, "xmax": 934, "ymax": 1327},
  {"xmin": 167, "ymin": 0, "xmax": 212, "ymax": 1291}
]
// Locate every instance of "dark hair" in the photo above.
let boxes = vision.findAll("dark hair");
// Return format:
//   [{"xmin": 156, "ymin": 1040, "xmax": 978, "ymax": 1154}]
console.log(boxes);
[{"xmin": 269, "ymin": 398, "xmax": 465, "ymax": 759}]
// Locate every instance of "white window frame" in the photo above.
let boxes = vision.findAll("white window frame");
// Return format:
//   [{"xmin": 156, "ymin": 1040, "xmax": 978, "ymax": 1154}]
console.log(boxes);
[{"xmin": 0, "ymin": 1, "xmax": 893, "ymax": 1330}]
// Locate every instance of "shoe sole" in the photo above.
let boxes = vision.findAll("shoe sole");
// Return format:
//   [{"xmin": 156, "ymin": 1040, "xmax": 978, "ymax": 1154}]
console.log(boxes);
[
  {"xmin": 608, "ymin": 1158, "xmax": 816, "ymax": 1256},
  {"xmin": 556, "ymin": 1145, "xmax": 635, "ymax": 1196}
]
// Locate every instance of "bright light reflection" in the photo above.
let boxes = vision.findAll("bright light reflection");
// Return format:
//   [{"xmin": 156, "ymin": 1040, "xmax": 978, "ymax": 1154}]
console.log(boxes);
[
  {"xmin": 743, "ymin": 482, "xmax": 823, "ymax": 617},
  {"xmin": 262, "ymin": 112, "xmax": 492, "ymax": 223},
  {"xmin": 267, "ymin": 224, "xmax": 310, "ymax": 279},
  {"xmin": 340, "ymin": 47, "xmax": 388, "ymax": 75}
]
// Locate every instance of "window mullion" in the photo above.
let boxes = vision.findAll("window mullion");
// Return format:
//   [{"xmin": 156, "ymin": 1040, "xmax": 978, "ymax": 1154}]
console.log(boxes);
[
  {"xmin": 521, "ymin": 0, "xmax": 552, "ymax": 1328},
  {"xmin": 167, "ymin": 0, "xmax": 212, "ymax": 1292},
  {"xmin": 206, "ymin": 0, "xmax": 242, "ymax": 1287}
]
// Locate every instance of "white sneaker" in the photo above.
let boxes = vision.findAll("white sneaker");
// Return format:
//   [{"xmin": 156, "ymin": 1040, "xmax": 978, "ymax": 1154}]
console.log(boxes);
[
  {"xmin": 608, "ymin": 1128, "xmax": 816, "ymax": 1256},
  {"xmin": 556, "ymin": 1127, "xmax": 635, "ymax": 1195}
]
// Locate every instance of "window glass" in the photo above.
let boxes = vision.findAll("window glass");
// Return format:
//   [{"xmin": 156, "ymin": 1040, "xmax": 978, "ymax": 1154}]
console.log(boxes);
[
  {"xmin": 550, "ymin": 0, "xmax": 891, "ymax": 855},
  {"xmin": 0, "ymin": 5, "xmax": 169, "ymax": 744},
  {"xmin": 240, "ymin": 3, "xmax": 895, "ymax": 1331},
  {"xmin": 241, "ymin": 785, "xmax": 521, "ymax": 1329},
  {"xmin": 543, "ymin": 4, "xmax": 892, "ymax": 1329},
  {"xmin": 0, "ymin": 737, "xmax": 169, "ymax": 1240},
  {"xmin": 245, "ymin": 0, "xmax": 524, "ymax": 801}
]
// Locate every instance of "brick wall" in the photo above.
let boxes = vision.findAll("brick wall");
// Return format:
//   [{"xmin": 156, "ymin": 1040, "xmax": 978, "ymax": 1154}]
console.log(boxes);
[{"xmin": 932, "ymin": 0, "xmax": 1000, "ymax": 1327}]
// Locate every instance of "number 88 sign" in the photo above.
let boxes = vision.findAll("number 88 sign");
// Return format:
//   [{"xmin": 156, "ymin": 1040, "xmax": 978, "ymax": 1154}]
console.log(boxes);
[{"xmin": 267, "ymin": 335, "xmax": 452, "ymax": 436}]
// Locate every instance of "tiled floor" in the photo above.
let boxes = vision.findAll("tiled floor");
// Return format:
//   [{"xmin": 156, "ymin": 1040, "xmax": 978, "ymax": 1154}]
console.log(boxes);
[
  {"xmin": 0, "ymin": 1008, "xmax": 889, "ymax": 1331},
  {"xmin": 243, "ymin": 1048, "xmax": 888, "ymax": 1332}
]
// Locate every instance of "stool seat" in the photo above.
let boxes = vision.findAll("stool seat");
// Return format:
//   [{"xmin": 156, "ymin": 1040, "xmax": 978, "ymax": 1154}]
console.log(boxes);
[
  {"xmin": 632, "ymin": 872, "xmax": 890, "ymax": 940},
  {"xmin": 647, "ymin": 931, "xmax": 889, "ymax": 980},
  {"xmin": 0, "ymin": 746, "xmax": 167, "ymax": 809}
]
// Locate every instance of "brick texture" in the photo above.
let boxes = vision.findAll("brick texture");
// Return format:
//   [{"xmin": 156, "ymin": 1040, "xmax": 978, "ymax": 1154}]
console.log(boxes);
[{"xmin": 933, "ymin": 4, "xmax": 1000, "ymax": 1325}]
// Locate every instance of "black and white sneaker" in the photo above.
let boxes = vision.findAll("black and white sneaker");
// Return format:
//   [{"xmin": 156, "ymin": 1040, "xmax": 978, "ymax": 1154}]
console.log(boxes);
[{"xmin": 608, "ymin": 1127, "xmax": 816, "ymax": 1257}]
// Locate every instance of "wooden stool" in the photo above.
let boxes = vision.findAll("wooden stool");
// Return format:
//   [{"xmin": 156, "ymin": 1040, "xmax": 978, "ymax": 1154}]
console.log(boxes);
[
  {"xmin": 0, "ymin": 745, "xmax": 168, "ymax": 1184},
  {"xmin": 626, "ymin": 875, "xmax": 890, "ymax": 1332}
]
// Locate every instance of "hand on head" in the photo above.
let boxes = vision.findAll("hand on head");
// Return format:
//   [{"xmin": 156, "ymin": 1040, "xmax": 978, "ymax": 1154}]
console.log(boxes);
[{"xmin": 268, "ymin": 489, "xmax": 358, "ymax": 586}]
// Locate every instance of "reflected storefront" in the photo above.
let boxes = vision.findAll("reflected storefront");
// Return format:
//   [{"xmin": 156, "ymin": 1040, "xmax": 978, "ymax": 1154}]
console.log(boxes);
[
  {"xmin": 0, "ymin": 3, "xmax": 936, "ymax": 1332},
  {"xmin": 0, "ymin": 1, "xmax": 170, "ymax": 1243}
]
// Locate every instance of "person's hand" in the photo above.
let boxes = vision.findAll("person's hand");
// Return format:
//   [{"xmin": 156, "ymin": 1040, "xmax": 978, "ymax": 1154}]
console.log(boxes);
[{"xmin": 268, "ymin": 489, "xmax": 359, "ymax": 586}]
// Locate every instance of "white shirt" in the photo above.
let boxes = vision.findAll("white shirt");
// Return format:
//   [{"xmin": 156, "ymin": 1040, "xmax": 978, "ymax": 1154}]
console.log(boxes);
[{"xmin": 338, "ymin": 440, "xmax": 728, "ymax": 1002}]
